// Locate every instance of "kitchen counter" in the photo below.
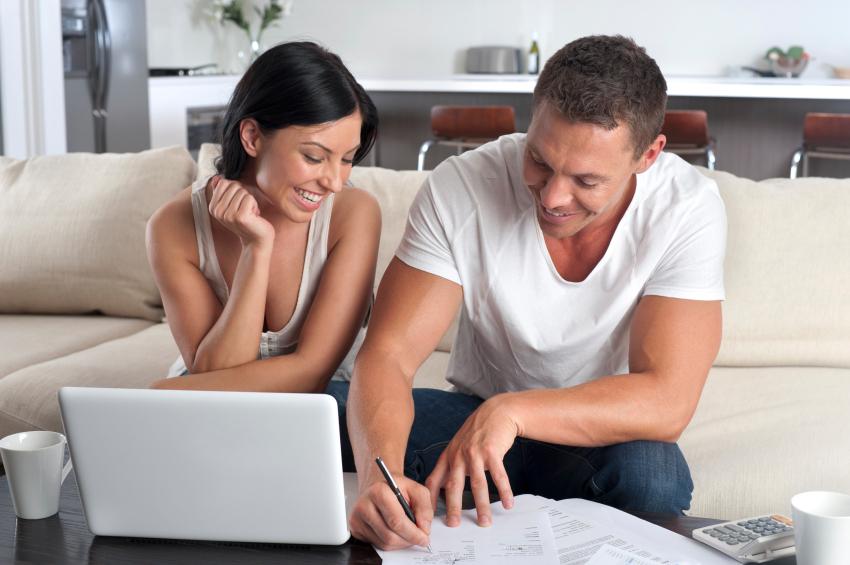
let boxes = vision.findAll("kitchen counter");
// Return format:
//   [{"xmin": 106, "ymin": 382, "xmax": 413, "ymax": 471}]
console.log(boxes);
[
  {"xmin": 148, "ymin": 74, "xmax": 850, "ymax": 150},
  {"xmin": 359, "ymin": 75, "xmax": 850, "ymax": 99}
]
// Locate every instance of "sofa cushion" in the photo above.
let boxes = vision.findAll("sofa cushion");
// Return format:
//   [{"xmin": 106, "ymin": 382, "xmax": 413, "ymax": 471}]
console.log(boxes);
[
  {"xmin": 0, "ymin": 314, "xmax": 154, "ymax": 380},
  {"xmin": 681, "ymin": 365, "xmax": 850, "ymax": 519},
  {"xmin": 347, "ymin": 166, "xmax": 429, "ymax": 291},
  {"xmin": 0, "ymin": 321, "xmax": 447, "ymax": 440},
  {"xmin": 0, "ymin": 323, "xmax": 179, "ymax": 438},
  {"xmin": 196, "ymin": 143, "xmax": 220, "ymax": 181},
  {"xmin": 348, "ymin": 166, "xmax": 464, "ymax": 353},
  {"xmin": 0, "ymin": 146, "xmax": 196, "ymax": 322},
  {"xmin": 699, "ymin": 169, "xmax": 850, "ymax": 368}
]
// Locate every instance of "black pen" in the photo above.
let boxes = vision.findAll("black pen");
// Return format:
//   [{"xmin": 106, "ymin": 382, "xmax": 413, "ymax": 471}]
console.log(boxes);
[{"xmin": 375, "ymin": 457, "xmax": 432, "ymax": 553}]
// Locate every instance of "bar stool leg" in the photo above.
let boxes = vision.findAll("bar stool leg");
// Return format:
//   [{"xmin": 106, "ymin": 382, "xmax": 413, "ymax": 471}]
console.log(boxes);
[
  {"xmin": 418, "ymin": 141, "xmax": 437, "ymax": 171},
  {"xmin": 790, "ymin": 149, "xmax": 803, "ymax": 179},
  {"xmin": 706, "ymin": 148, "xmax": 716, "ymax": 171},
  {"xmin": 802, "ymin": 152, "xmax": 810, "ymax": 178},
  {"xmin": 369, "ymin": 138, "xmax": 379, "ymax": 168}
]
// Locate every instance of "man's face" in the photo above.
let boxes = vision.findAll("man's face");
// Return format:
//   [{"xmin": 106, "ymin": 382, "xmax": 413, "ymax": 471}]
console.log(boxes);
[{"xmin": 522, "ymin": 100, "xmax": 653, "ymax": 240}]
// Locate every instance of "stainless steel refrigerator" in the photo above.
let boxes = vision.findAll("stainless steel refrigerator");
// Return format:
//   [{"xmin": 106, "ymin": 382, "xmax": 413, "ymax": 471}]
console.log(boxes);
[{"xmin": 61, "ymin": 0, "xmax": 150, "ymax": 153}]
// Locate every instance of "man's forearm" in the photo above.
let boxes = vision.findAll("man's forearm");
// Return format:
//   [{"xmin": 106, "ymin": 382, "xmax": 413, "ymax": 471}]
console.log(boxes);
[
  {"xmin": 502, "ymin": 370, "xmax": 703, "ymax": 447},
  {"xmin": 347, "ymin": 349, "xmax": 417, "ymax": 488},
  {"xmin": 505, "ymin": 296, "xmax": 718, "ymax": 448}
]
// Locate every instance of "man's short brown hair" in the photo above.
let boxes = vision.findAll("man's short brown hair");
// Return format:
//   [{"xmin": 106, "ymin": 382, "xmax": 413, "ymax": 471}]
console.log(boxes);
[{"xmin": 532, "ymin": 35, "xmax": 667, "ymax": 160}]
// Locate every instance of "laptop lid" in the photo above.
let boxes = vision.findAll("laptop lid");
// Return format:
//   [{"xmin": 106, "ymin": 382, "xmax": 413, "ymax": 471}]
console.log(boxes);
[{"xmin": 57, "ymin": 387, "xmax": 350, "ymax": 545}]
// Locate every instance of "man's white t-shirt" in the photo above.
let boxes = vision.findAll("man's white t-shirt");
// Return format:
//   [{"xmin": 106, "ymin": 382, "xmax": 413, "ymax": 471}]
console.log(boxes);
[{"xmin": 395, "ymin": 133, "xmax": 727, "ymax": 400}]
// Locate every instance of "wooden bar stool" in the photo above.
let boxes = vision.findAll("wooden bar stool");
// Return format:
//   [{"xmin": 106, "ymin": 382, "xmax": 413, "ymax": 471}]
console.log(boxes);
[
  {"xmin": 417, "ymin": 106, "xmax": 517, "ymax": 171},
  {"xmin": 661, "ymin": 110, "xmax": 716, "ymax": 171},
  {"xmin": 790, "ymin": 113, "xmax": 850, "ymax": 178}
]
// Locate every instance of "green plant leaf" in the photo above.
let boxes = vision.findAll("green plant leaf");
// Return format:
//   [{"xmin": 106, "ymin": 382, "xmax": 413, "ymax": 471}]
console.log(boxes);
[
  {"xmin": 221, "ymin": 0, "xmax": 251, "ymax": 34},
  {"xmin": 259, "ymin": 2, "xmax": 284, "ymax": 32},
  {"xmin": 786, "ymin": 46, "xmax": 805, "ymax": 59}
]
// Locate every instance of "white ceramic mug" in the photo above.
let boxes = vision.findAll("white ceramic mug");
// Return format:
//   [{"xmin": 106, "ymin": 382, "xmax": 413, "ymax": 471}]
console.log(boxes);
[
  {"xmin": 0, "ymin": 431, "xmax": 73, "ymax": 519},
  {"xmin": 791, "ymin": 491, "xmax": 850, "ymax": 565}
]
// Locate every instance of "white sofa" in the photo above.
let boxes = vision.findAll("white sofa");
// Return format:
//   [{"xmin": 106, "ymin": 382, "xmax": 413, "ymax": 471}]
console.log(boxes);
[{"xmin": 1, "ymin": 143, "xmax": 848, "ymax": 521}]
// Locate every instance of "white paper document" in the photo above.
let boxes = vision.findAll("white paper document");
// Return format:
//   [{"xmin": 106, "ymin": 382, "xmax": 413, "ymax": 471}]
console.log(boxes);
[
  {"xmin": 492, "ymin": 496, "xmax": 694, "ymax": 565},
  {"xmin": 375, "ymin": 495, "xmax": 737, "ymax": 565},
  {"xmin": 555, "ymin": 499, "xmax": 738, "ymax": 565},
  {"xmin": 375, "ymin": 509, "xmax": 560, "ymax": 565},
  {"xmin": 586, "ymin": 544, "xmax": 661, "ymax": 565}
]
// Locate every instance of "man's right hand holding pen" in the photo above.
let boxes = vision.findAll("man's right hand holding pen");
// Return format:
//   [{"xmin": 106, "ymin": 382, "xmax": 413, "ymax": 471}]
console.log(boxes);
[{"xmin": 348, "ymin": 457, "xmax": 434, "ymax": 551}]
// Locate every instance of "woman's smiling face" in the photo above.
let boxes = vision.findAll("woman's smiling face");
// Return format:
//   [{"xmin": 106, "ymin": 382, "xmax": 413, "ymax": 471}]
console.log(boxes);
[{"xmin": 242, "ymin": 111, "xmax": 363, "ymax": 223}]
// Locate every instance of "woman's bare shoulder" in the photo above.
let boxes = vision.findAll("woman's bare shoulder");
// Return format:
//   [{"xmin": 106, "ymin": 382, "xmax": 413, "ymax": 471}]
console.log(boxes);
[
  {"xmin": 327, "ymin": 185, "xmax": 381, "ymax": 250},
  {"xmin": 334, "ymin": 185, "xmax": 380, "ymax": 219},
  {"xmin": 147, "ymin": 185, "xmax": 199, "ymax": 264}
]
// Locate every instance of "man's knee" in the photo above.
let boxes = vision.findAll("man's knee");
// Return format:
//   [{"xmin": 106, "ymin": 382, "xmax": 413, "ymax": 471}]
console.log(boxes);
[{"xmin": 592, "ymin": 440, "xmax": 693, "ymax": 515}]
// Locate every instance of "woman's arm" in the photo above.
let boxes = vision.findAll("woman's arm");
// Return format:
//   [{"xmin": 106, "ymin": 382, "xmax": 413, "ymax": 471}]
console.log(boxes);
[
  {"xmin": 149, "ymin": 186, "xmax": 381, "ymax": 392},
  {"xmin": 146, "ymin": 178, "xmax": 275, "ymax": 375}
]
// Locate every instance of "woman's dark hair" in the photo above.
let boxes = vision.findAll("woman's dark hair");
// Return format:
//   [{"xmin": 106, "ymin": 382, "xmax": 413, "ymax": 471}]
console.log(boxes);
[{"xmin": 216, "ymin": 41, "xmax": 378, "ymax": 179}]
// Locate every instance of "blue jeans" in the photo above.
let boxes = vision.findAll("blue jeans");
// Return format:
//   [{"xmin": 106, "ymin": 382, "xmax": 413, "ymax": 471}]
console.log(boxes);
[{"xmin": 324, "ymin": 381, "xmax": 693, "ymax": 515}]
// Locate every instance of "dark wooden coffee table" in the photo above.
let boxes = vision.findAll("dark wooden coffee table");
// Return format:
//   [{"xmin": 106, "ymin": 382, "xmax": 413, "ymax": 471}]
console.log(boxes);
[{"xmin": 0, "ymin": 468, "xmax": 725, "ymax": 565}]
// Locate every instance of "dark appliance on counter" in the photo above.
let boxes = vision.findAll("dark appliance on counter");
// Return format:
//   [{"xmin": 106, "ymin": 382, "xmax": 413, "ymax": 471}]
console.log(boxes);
[
  {"xmin": 61, "ymin": 0, "xmax": 150, "ymax": 153},
  {"xmin": 187, "ymin": 106, "xmax": 226, "ymax": 161},
  {"xmin": 149, "ymin": 64, "xmax": 219, "ymax": 76}
]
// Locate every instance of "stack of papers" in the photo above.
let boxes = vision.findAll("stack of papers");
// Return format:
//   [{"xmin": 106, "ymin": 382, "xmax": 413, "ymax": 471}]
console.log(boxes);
[{"xmin": 375, "ymin": 495, "xmax": 738, "ymax": 565}]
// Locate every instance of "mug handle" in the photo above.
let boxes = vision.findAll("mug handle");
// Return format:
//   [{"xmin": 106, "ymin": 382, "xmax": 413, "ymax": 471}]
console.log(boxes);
[
  {"xmin": 61, "ymin": 458, "xmax": 73, "ymax": 484},
  {"xmin": 61, "ymin": 437, "xmax": 73, "ymax": 484}
]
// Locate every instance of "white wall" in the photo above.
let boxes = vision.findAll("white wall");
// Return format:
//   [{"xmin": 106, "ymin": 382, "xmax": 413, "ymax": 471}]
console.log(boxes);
[{"xmin": 147, "ymin": 0, "xmax": 850, "ymax": 79}]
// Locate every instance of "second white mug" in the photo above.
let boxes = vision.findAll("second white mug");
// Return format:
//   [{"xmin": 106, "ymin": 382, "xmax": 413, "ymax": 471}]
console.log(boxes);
[
  {"xmin": 0, "ymin": 431, "xmax": 73, "ymax": 520},
  {"xmin": 791, "ymin": 491, "xmax": 850, "ymax": 565}
]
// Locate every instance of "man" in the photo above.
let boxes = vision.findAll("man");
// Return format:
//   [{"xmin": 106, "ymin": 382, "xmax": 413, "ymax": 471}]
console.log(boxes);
[{"xmin": 345, "ymin": 35, "xmax": 726, "ymax": 551}]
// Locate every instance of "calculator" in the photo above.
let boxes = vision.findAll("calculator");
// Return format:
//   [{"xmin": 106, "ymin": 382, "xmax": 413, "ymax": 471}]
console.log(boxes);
[{"xmin": 692, "ymin": 514, "xmax": 796, "ymax": 563}]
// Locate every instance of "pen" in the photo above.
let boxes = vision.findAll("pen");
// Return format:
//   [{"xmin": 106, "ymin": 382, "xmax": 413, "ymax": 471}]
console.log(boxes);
[{"xmin": 375, "ymin": 457, "xmax": 432, "ymax": 553}]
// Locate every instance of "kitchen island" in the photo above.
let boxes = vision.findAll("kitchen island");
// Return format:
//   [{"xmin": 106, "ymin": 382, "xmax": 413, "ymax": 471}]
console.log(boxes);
[{"xmin": 149, "ymin": 74, "xmax": 850, "ymax": 179}]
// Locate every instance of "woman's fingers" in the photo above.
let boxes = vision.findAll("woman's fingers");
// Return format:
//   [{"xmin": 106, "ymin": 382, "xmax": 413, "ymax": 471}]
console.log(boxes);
[
  {"xmin": 206, "ymin": 179, "xmax": 273, "ymax": 244},
  {"xmin": 209, "ymin": 180, "xmax": 242, "ymax": 220},
  {"xmin": 234, "ymin": 190, "xmax": 259, "ymax": 220},
  {"xmin": 208, "ymin": 176, "xmax": 234, "ymax": 211},
  {"xmin": 223, "ymin": 191, "xmax": 247, "ymax": 224}
]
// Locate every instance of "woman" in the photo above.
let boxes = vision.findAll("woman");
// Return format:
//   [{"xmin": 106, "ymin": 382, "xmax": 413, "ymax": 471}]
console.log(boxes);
[{"xmin": 146, "ymin": 42, "xmax": 380, "ymax": 393}]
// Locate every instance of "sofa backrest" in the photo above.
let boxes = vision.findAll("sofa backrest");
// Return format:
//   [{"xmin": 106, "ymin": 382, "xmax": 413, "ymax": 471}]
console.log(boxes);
[
  {"xmin": 0, "ymin": 146, "xmax": 196, "ymax": 322},
  {"xmin": 699, "ymin": 168, "xmax": 850, "ymax": 368}
]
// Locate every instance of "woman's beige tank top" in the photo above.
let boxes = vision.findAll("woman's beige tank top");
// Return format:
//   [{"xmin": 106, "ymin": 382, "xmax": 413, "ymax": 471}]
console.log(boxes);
[{"xmin": 166, "ymin": 175, "xmax": 365, "ymax": 380}]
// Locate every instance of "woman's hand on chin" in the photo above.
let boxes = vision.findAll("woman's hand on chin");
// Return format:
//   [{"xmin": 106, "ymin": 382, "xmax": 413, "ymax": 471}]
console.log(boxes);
[{"xmin": 208, "ymin": 176, "xmax": 276, "ymax": 248}]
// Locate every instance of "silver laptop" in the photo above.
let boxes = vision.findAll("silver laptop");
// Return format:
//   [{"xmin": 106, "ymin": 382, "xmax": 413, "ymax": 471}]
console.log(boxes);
[{"xmin": 58, "ymin": 387, "xmax": 352, "ymax": 545}]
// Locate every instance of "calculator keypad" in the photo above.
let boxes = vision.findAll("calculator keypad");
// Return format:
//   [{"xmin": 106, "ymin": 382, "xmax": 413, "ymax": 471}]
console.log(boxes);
[{"xmin": 701, "ymin": 515, "xmax": 793, "ymax": 546}]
